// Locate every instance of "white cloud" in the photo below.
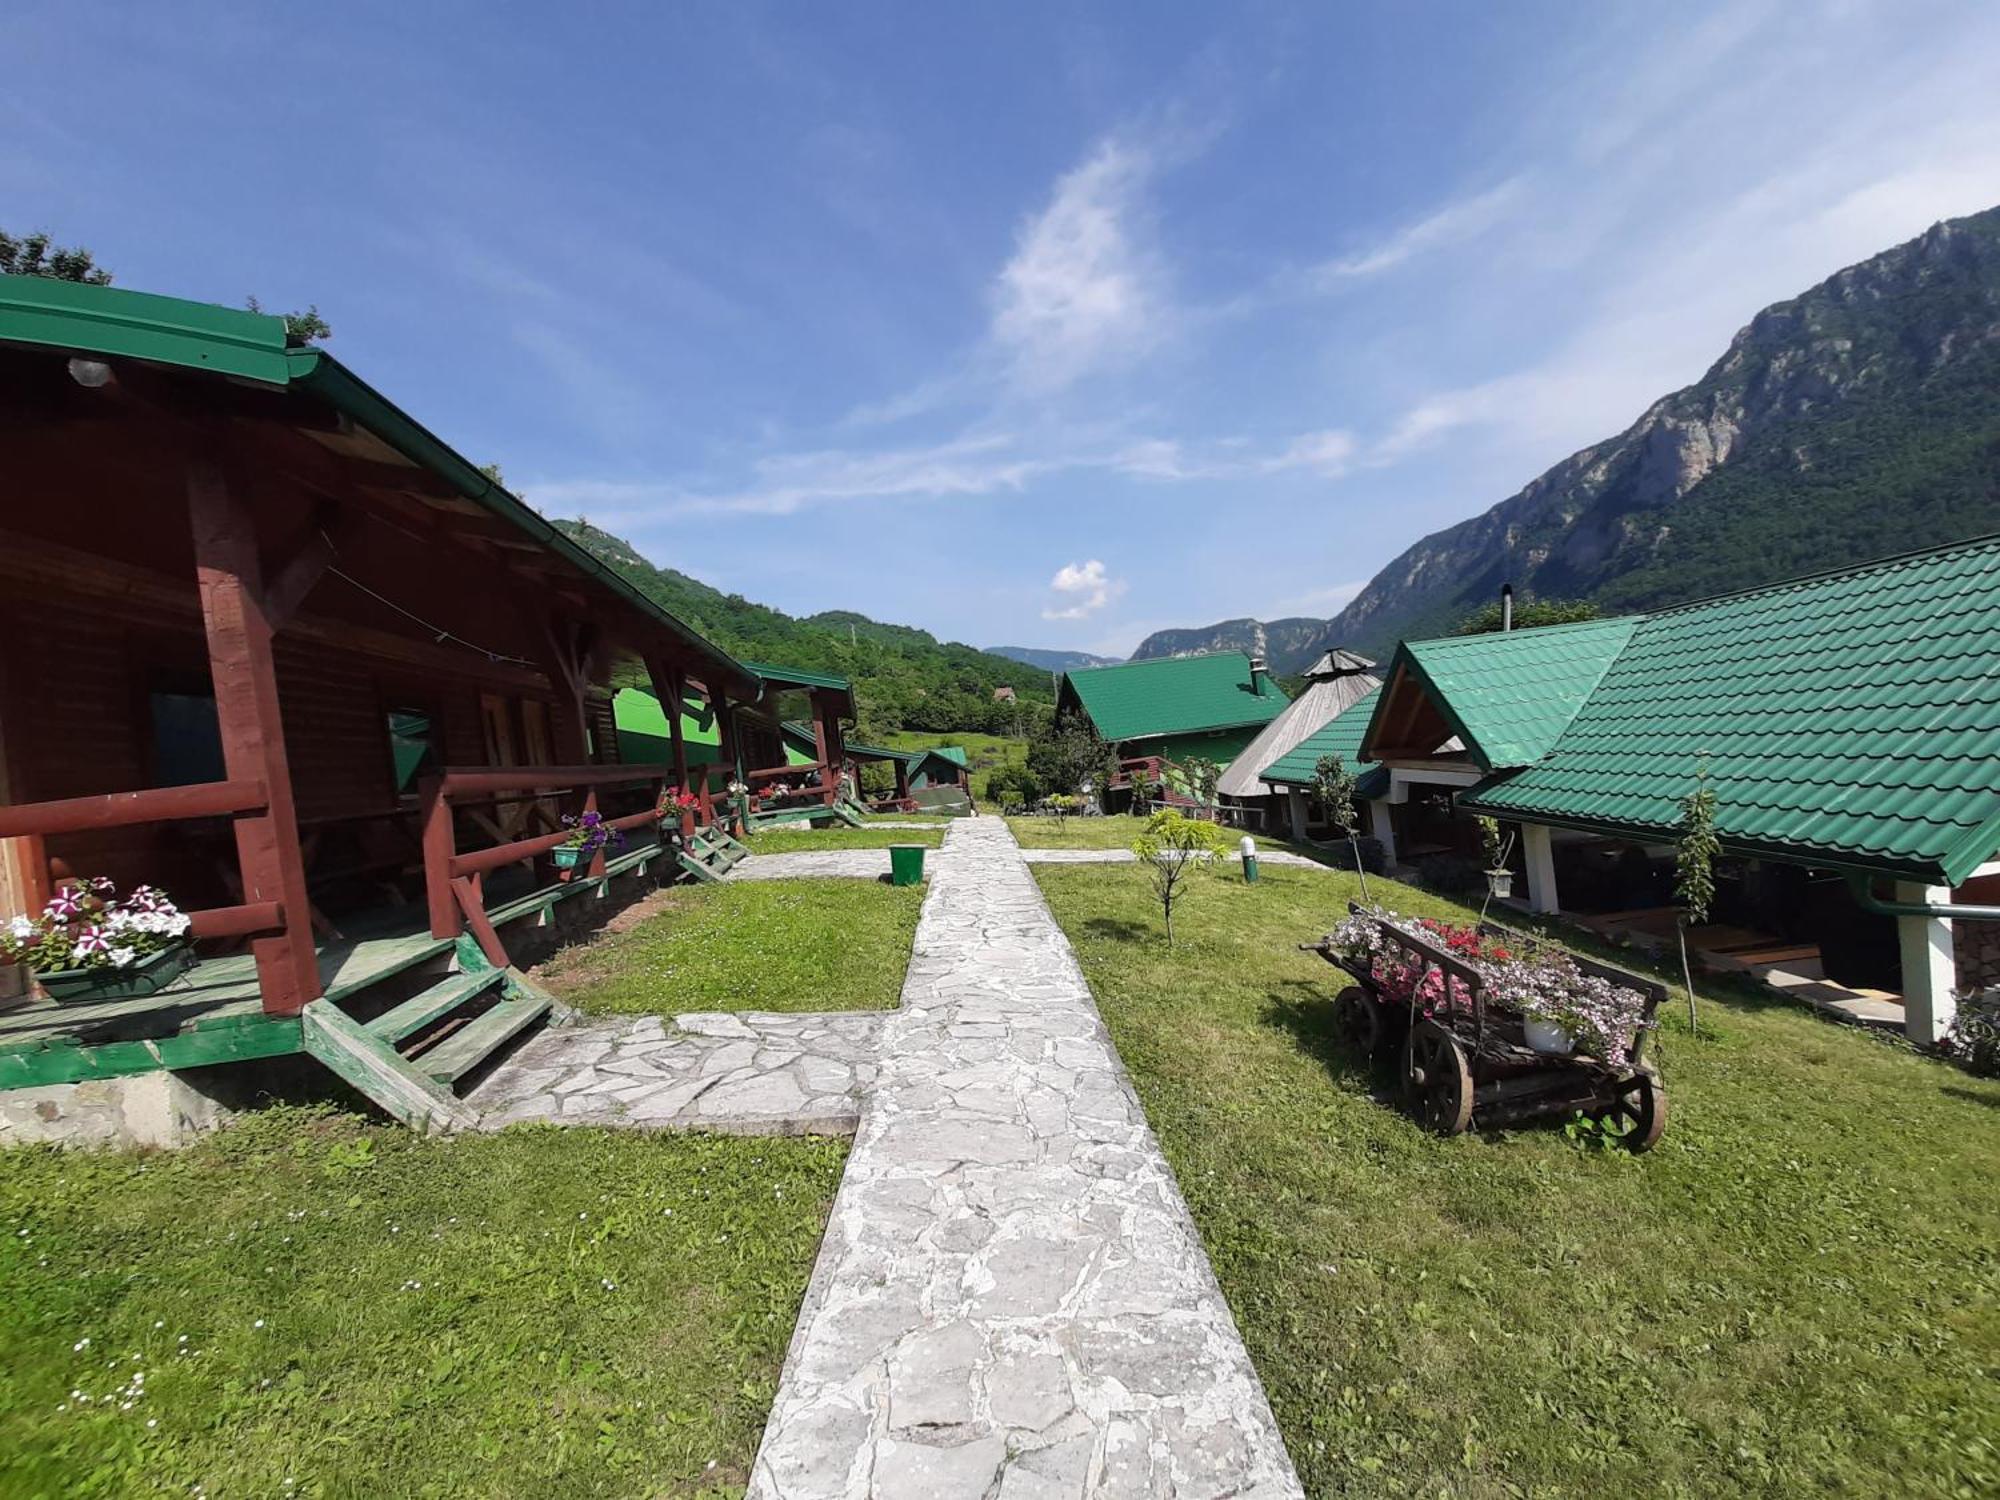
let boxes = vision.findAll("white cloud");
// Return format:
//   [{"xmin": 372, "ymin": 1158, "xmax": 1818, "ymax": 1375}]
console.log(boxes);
[
  {"xmin": 991, "ymin": 139, "xmax": 1164, "ymax": 392},
  {"xmin": 1110, "ymin": 427, "xmax": 1357, "ymax": 482},
  {"xmin": 1312, "ymin": 178, "xmax": 1524, "ymax": 281},
  {"xmin": 1041, "ymin": 558, "xmax": 1124, "ymax": 620}
]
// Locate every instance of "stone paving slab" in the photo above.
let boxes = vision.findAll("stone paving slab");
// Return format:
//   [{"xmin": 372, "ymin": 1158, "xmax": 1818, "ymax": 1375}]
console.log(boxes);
[
  {"xmin": 470, "ymin": 1010, "xmax": 883, "ymax": 1136},
  {"xmin": 749, "ymin": 818, "xmax": 1302, "ymax": 1499}
]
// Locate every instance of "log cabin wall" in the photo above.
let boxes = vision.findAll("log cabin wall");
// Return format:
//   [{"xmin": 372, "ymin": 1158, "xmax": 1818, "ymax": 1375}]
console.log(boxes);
[{"xmin": 0, "ymin": 566, "xmax": 583, "ymax": 916}]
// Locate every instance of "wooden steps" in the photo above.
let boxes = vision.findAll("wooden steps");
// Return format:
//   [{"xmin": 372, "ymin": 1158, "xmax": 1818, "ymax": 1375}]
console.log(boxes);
[
  {"xmin": 306, "ymin": 963, "xmax": 561, "ymax": 1131},
  {"xmin": 417, "ymin": 991, "xmax": 553, "ymax": 1084},
  {"xmin": 678, "ymin": 825, "xmax": 751, "ymax": 883},
  {"xmin": 833, "ymin": 798, "xmax": 868, "ymax": 827},
  {"xmin": 367, "ymin": 967, "xmax": 508, "ymax": 1045}
]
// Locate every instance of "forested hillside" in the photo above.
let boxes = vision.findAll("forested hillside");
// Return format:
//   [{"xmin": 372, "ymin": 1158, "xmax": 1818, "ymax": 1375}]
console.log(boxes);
[
  {"xmin": 554, "ymin": 521, "xmax": 1046, "ymax": 734},
  {"xmin": 1325, "ymin": 204, "xmax": 2000, "ymax": 652}
]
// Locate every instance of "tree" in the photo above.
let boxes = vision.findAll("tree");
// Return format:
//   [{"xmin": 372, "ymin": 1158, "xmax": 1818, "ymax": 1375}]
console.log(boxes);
[
  {"xmin": 1171, "ymin": 756, "xmax": 1223, "ymax": 814},
  {"xmin": 245, "ymin": 296, "xmax": 331, "ymax": 345},
  {"xmin": 1133, "ymin": 810, "xmax": 1228, "ymax": 945},
  {"xmin": 1127, "ymin": 764, "xmax": 1156, "ymax": 815},
  {"xmin": 1312, "ymin": 754, "xmax": 1372, "ymax": 902},
  {"xmin": 1027, "ymin": 717, "xmax": 1116, "ymax": 804},
  {"xmin": 1674, "ymin": 764, "xmax": 1719, "ymax": 1034},
  {"xmin": 1453, "ymin": 597, "xmax": 1600, "ymax": 636},
  {"xmin": 0, "ymin": 230, "xmax": 112, "ymax": 284}
]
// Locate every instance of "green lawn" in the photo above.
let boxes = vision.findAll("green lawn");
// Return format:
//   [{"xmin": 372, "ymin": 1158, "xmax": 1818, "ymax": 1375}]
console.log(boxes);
[
  {"xmin": 0, "ymin": 1108, "xmax": 845, "ymax": 1499},
  {"xmin": 880, "ymin": 729, "xmax": 1026, "ymax": 781},
  {"xmin": 746, "ymin": 825, "xmax": 943, "ymax": 853},
  {"xmin": 1005, "ymin": 813, "xmax": 1294, "ymax": 852},
  {"xmin": 541, "ymin": 879, "xmax": 921, "ymax": 1014},
  {"xmin": 1033, "ymin": 860, "xmax": 2000, "ymax": 1500}
]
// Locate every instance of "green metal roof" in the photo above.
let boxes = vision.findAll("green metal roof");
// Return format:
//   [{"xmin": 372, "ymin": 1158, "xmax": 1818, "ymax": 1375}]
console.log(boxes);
[
  {"xmin": 742, "ymin": 662, "xmax": 852, "ymax": 692},
  {"xmin": 0, "ymin": 276, "xmax": 760, "ymax": 700},
  {"xmin": 1264, "ymin": 686, "xmax": 1382, "ymax": 790},
  {"xmin": 779, "ymin": 719, "xmax": 910, "ymax": 764},
  {"xmin": 1459, "ymin": 533, "xmax": 2000, "ymax": 885},
  {"xmin": 615, "ymin": 687, "xmax": 721, "ymax": 751},
  {"xmin": 926, "ymin": 746, "xmax": 968, "ymax": 767},
  {"xmin": 1375, "ymin": 617, "xmax": 1638, "ymax": 770},
  {"xmin": 1061, "ymin": 652, "xmax": 1288, "ymax": 742}
]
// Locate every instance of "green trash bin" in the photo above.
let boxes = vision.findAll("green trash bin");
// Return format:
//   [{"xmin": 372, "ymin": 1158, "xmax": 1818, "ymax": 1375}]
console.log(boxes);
[{"xmin": 888, "ymin": 844, "xmax": 927, "ymax": 887}]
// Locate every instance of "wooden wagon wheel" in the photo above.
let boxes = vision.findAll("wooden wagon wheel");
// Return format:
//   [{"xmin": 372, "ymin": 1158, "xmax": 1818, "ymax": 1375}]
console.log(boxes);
[
  {"xmin": 1331, "ymin": 986, "xmax": 1385, "ymax": 1058},
  {"xmin": 1401, "ymin": 1018, "xmax": 1473, "ymax": 1136},
  {"xmin": 1600, "ymin": 1068, "xmax": 1667, "ymax": 1153}
]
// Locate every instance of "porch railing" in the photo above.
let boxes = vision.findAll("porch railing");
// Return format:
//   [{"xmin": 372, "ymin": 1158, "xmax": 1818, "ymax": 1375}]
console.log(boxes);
[
  {"xmin": 418, "ymin": 763, "xmax": 687, "ymax": 951},
  {"xmin": 0, "ymin": 779, "xmax": 289, "ymax": 941}
]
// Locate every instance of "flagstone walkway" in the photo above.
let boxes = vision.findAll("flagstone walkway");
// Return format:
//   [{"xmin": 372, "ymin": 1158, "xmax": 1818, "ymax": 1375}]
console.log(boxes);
[
  {"xmin": 728, "ymin": 850, "xmax": 897, "ymax": 881},
  {"xmin": 748, "ymin": 817, "xmax": 1301, "ymax": 1499},
  {"xmin": 471, "ymin": 1010, "xmax": 882, "ymax": 1135}
]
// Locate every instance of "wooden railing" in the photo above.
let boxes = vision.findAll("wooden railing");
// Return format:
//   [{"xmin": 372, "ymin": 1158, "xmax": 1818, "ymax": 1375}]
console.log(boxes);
[
  {"xmin": 419, "ymin": 763, "xmax": 684, "ymax": 948},
  {"xmin": 0, "ymin": 778, "xmax": 288, "ymax": 941},
  {"xmin": 742, "ymin": 760, "xmax": 836, "ymax": 809}
]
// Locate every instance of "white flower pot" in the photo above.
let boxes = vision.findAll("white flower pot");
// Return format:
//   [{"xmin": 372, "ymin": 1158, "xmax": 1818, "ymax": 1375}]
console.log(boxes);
[
  {"xmin": 1523, "ymin": 1017, "xmax": 1575, "ymax": 1055},
  {"xmin": 1485, "ymin": 869, "xmax": 1514, "ymax": 898}
]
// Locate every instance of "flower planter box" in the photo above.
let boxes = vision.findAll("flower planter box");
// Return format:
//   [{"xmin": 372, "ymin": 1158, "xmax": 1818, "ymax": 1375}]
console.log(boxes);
[
  {"xmin": 552, "ymin": 846, "xmax": 583, "ymax": 872},
  {"xmin": 37, "ymin": 944, "xmax": 195, "ymax": 1005}
]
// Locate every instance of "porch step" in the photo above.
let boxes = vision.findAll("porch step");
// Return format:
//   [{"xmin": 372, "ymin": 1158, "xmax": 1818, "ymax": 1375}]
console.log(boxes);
[
  {"xmin": 415, "ymin": 991, "xmax": 553, "ymax": 1084},
  {"xmin": 367, "ymin": 967, "xmax": 508, "ymax": 1045},
  {"xmin": 678, "ymin": 826, "xmax": 750, "ymax": 883},
  {"xmin": 833, "ymin": 798, "xmax": 868, "ymax": 828}
]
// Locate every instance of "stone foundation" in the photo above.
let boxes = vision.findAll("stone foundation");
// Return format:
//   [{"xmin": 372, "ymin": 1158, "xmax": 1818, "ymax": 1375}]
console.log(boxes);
[{"xmin": 0, "ymin": 1070, "xmax": 234, "ymax": 1149}]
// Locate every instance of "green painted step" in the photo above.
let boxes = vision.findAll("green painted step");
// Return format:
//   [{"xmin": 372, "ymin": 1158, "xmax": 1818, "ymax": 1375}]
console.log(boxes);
[
  {"xmin": 416, "ymin": 993, "xmax": 553, "ymax": 1084},
  {"xmin": 366, "ymin": 967, "xmax": 508, "ymax": 1045}
]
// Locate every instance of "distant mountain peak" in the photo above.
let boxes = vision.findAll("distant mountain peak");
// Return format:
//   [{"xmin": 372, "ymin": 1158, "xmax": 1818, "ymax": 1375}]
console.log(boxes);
[
  {"xmin": 984, "ymin": 645, "xmax": 1124, "ymax": 673},
  {"xmin": 1128, "ymin": 617, "xmax": 1340, "ymax": 675}
]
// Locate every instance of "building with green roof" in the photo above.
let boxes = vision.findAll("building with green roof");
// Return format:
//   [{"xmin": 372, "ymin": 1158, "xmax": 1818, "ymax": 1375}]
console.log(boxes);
[
  {"xmin": 1359, "ymin": 534, "xmax": 2000, "ymax": 1045},
  {"xmin": 1057, "ymin": 653, "xmax": 1289, "ymax": 801}
]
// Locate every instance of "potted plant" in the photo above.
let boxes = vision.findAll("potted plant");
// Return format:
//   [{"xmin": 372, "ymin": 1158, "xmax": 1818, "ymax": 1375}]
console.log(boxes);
[
  {"xmin": 1475, "ymin": 816, "xmax": 1517, "ymax": 913},
  {"xmin": 1, "ymin": 878, "xmax": 196, "ymax": 1004},
  {"xmin": 553, "ymin": 810, "xmax": 624, "ymax": 876}
]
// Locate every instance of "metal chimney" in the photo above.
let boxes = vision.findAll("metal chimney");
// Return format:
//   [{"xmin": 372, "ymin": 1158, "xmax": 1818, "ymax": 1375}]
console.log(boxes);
[
  {"xmin": 1500, "ymin": 584, "xmax": 1515, "ymax": 632},
  {"xmin": 1249, "ymin": 655, "xmax": 1269, "ymax": 690}
]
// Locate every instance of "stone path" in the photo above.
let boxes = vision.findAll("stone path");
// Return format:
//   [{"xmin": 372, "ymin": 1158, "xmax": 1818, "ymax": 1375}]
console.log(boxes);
[
  {"xmin": 748, "ymin": 818, "xmax": 1302, "ymax": 1499},
  {"xmin": 471, "ymin": 1010, "xmax": 883, "ymax": 1135}
]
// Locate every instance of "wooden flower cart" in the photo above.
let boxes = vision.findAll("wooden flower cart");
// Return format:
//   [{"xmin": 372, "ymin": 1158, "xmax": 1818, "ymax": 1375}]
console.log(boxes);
[{"xmin": 1303, "ymin": 903, "xmax": 1671, "ymax": 1151}]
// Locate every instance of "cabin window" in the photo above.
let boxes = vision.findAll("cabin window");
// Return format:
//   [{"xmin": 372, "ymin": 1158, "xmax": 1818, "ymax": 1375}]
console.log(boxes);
[
  {"xmin": 149, "ymin": 689, "xmax": 226, "ymax": 788},
  {"xmin": 384, "ymin": 708, "xmax": 440, "ymax": 795}
]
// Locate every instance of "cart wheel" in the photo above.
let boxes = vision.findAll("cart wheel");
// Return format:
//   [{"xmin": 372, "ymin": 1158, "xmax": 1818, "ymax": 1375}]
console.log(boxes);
[
  {"xmin": 1331, "ymin": 986, "xmax": 1384, "ymax": 1058},
  {"xmin": 1601, "ymin": 1069, "xmax": 1667, "ymax": 1153},
  {"xmin": 1401, "ymin": 1018, "xmax": 1473, "ymax": 1136}
]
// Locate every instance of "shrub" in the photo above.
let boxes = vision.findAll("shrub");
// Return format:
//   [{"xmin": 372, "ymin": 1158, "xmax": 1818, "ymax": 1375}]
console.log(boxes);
[
  {"xmin": 1316, "ymin": 835, "xmax": 1387, "ymax": 875},
  {"xmin": 1944, "ymin": 991, "xmax": 2000, "ymax": 1076}
]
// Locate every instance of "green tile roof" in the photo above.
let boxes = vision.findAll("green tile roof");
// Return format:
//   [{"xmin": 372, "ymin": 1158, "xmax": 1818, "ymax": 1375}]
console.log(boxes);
[
  {"xmin": 1062, "ymin": 652, "xmax": 1288, "ymax": 742},
  {"xmin": 1459, "ymin": 534, "xmax": 2000, "ymax": 884},
  {"xmin": 1263, "ymin": 686, "xmax": 1385, "ymax": 799},
  {"xmin": 1384, "ymin": 617, "xmax": 1638, "ymax": 769}
]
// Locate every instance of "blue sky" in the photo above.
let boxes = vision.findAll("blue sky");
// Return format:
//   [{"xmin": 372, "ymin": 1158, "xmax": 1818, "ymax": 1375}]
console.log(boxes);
[{"xmin": 7, "ymin": 2, "xmax": 2000, "ymax": 656}]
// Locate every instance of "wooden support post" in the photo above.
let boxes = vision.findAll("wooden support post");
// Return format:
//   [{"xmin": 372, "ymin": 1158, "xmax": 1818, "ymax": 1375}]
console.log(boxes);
[
  {"xmin": 537, "ymin": 615, "xmax": 593, "ymax": 765},
  {"xmin": 0, "ymin": 667, "xmax": 50, "ymax": 918},
  {"xmin": 451, "ymin": 876, "xmax": 512, "ymax": 970},
  {"xmin": 811, "ymin": 690, "xmax": 836, "ymax": 806},
  {"xmin": 644, "ymin": 655, "xmax": 694, "ymax": 836},
  {"xmin": 420, "ymin": 776, "xmax": 457, "ymax": 940},
  {"xmin": 188, "ymin": 460, "xmax": 321, "ymax": 1016},
  {"xmin": 894, "ymin": 760, "xmax": 911, "ymax": 802}
]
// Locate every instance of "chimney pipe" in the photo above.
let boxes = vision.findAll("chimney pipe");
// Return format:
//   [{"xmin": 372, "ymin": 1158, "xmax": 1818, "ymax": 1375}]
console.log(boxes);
[
  {"xmin": 1249, "ymin": 654, "xmax": 1268, "ymax": 690},
  {"xmin": 1500, "ymin": 584, "xmax": 1515, "ymax": 633}
]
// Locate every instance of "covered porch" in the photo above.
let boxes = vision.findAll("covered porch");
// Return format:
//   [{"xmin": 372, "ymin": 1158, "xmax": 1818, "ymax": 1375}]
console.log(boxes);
[{"xmin": 0, "ymin": 277, "xmax": 767, "ymax": 1128}]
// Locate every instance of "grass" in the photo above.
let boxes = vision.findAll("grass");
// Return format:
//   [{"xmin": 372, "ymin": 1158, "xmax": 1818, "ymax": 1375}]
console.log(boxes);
[
  {"xmin": 1005, "ymin": 812, "xmax": 1296, "ymax": 852},
  {"xmin": 0, "ymin": 1108, "xmax": 846, "ymax": 1499},
  {"xmin": 540, "ymin": 879, "xmax": 921, "ymax": 1014},
  {"xmin": 880, "ymin": 729, "xmax": 1027, "ymax": 782},
  {"xmin": 1032, "ymin": 860, "xmax": 2000, "ymax": 1500},
  {"xmin": 746, "ymin": 825, "xmax": 943, "ymax": 852}
]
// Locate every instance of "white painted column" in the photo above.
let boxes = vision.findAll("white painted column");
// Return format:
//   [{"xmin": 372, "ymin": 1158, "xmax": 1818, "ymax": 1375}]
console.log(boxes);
[
  {"xmin": 1366, "ymin": 798, "xmax": 1398, "ymax": 867},
  {"xmin": 1894, "ymin": 881, "xmax": 1957, "ymax": 1045},
  {"xmin": 1523, "ymin": 823, "xmax": 1559, "ymax": 915},
  {"xmin": 1287, "ymin": 788, "xmax": 1310, "ymax": 841}
]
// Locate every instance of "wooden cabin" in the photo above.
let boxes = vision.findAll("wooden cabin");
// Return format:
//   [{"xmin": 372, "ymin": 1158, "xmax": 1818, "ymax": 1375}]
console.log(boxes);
[
  {"xmin": 0, "ymin": 278, "xmax": 805, "ymax": 1131},
  {"xmin": 1354, "ymin": 541, "xmax": 2000, "ymax": 1046}
]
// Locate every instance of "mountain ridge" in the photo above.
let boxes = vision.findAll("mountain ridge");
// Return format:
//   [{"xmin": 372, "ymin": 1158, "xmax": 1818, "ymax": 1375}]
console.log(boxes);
[{"xmin": 985, "ymin": 645, "xmax": 1124, "ymax": 673}]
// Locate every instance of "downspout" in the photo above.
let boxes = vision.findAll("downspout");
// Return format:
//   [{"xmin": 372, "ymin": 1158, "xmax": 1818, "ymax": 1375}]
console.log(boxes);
[{"xmin": 1844, "ymin": 872, "xmax": 2000, "ymax": 921}]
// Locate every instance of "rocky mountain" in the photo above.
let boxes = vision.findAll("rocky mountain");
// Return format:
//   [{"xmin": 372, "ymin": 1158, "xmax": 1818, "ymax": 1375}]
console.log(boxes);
[
  {"xmin": 552, "ymin": 521, "xmax": 1048, "ymax": 734},
  {"xmin": 1326, "ymin": 204, "xmax": 2000, "ymax": 654},
  {"xmin": 985, "ymin": 646, "xmax": 1124, "ymax": 673},
  {"xmin": 1128, "ymin": 617, "xmax": 1337, "ymax": 675}
]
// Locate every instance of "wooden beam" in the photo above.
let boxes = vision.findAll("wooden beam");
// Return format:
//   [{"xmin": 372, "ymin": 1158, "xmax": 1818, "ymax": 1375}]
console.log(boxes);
[{"xmin": 187, "ymin": 458, "xmax": 323, "ymax": 1017}]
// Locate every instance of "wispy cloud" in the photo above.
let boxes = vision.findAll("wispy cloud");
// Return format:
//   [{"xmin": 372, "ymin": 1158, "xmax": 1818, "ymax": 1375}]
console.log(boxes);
[
  {"xmin": 1311, "ymin": 178, "xmax": 1524, "ymax": 282},
  {"xmin": 1041, "ymin": 558, "xmax": 1124, "ymax": 620},
  {"xmin": 1111, "ymin": 427, "xmax": 1355, "ymax": 481},
  {"xmin": 990, "ymin": 139, "xmax": 1165, "ymax": 392}
]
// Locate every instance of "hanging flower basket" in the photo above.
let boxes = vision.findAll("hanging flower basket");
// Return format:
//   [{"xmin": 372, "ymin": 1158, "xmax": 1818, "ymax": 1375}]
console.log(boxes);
[{"xmin": 552, "ymin": 845, "xmax": 583, "ymax": 871}]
